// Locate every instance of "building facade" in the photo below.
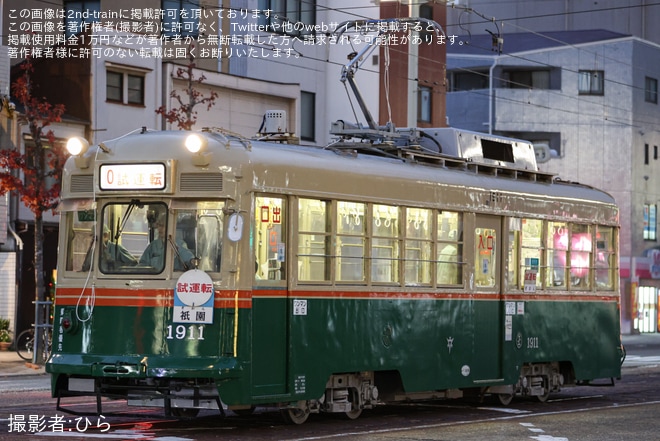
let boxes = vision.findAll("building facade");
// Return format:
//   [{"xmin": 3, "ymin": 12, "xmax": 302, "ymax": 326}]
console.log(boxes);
[
  {"xmin": 446, "ymin": 30, "xmax": 660, "ymax": 333},
  {"xmin": 447, "ymin": 0, "xmax": 660, "ymax": 45}
]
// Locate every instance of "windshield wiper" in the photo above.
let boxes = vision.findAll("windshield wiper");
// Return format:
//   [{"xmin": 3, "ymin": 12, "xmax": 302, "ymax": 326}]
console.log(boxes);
[
  {"xmin": 114, "ymin": 199, "xmax": 142, "ymax": 242},
  {"xmin": 168, "ymin": 236, "xmax": 191, "ymax": 271}
]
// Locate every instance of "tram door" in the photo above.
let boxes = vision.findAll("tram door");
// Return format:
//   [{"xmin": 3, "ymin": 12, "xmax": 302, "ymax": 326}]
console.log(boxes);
[
  {"xmin": 472, "ymin": 214, "xmax": 503, "ymax": 380},
  {"xmin": 251, "ymin": 196, "xmax": 288, "ymax": 396}
]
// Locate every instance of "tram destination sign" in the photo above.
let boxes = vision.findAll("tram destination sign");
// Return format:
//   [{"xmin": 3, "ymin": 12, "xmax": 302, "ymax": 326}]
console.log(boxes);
[{"xmin": 99, "ymin": 163, "xmax": 165, "ymax": 190}]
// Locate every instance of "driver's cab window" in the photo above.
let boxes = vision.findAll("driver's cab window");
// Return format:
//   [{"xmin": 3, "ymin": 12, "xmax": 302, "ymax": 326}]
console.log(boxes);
[
  {"xmin": 137, "ymin": 204, "xmax": 170, "ymax": 272},
  {"xmin": 71, "ymin": 200, "xmax": 224, "ymax": 274},
  {"xmin": 68, "ymin": 202, "xmax": 158, "ymax": 273},
  {"xmin": 173, "ymin": 202, "xmax": 225, "ymax": 273}
]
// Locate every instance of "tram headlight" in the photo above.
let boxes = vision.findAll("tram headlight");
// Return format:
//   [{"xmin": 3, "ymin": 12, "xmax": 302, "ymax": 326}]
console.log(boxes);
[
  {"xmin": 185, "ymin": 134, "xmax": 205, "ymax": 153},
  {"xmin": 185, "ymin": 134, "xmax": 210, "ymax": 166},
  {"xmin": 66, "ymin": 136, "xmax": 89, "ymax": 156},
  {"xmin": 66, "ymin": 136, "xmax": 91, "ymax": 169}
]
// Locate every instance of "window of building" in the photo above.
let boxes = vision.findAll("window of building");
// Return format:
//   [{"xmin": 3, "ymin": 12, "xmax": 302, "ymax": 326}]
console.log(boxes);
[
  {"xmin": 64, "ymin": 0, "xmax": 100, "ymax": 37},
  {"xmin": 418, "ymin": 86, "xmax": 432, "ymax": 123},
  {"xmin": 502, "ymin": 69, "xmax": 550, "ymax": 89},
  {"xmin": 645, "ymin": 77, "xmax": 658, "ymax": 104},
  {"xmin": 106, "ymin": 70, "xmax": 145, "ymax": 106},
  {"xmin": 301, "ymin": 91, "xmax": 315, "ymax": 141},
  {"xmin": 127, "ymin": 75, "xmax": 144, "ymax": 105},
  {"xmin": 162, "ymin": 0, "xmax": 199, "ymax": 38},
  {"xmin": 644, "ymin": 204, "xmax": 657, "ymax": 241},
  {"xmin": 645, "ymin": 143, "xmax": 650, "ymax": 165},
  {"xmin": 258, "ymin": 0, "xmax": 316, "ymax": 37},
  {"xmin": 419, "ymin": 3, "xmax": 434, "ymax": 43},
  {"xmin": 578, "ymin": 70, "xmax": 604, "ymax": 95},
  {"xmin": 447, "ymin": 70, "xmax": 489, "ymax": 91},
  {"xmin": 106, "ymin": 71, "xmax": 123, "ymax": 102}
]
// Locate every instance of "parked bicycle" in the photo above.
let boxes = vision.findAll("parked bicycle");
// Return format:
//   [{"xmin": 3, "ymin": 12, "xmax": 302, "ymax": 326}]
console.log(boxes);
[{"xmin": 15, "ymin": 325, "xmax": 52, "ymax": 363}]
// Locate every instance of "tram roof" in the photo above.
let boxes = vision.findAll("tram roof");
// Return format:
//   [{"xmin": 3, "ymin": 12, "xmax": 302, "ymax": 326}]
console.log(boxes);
[{"xmin": 64, "ymin": 129, "xmax": 617, "ymax": 216}]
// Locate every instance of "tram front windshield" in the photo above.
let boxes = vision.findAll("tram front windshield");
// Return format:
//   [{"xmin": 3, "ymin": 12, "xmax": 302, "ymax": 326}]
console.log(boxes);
[{"xmin": 64, "ymin": 201, "xmax": 224, "ymax": 274}]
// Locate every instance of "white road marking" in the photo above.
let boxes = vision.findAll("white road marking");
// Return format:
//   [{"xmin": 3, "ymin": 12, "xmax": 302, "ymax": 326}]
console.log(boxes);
[
  {"xmin": 286, "ymin": 400, "xmax": 660, "ymax": 441},
  {"xmin": 530, "ymin": 436, "xmax": 568, "ymax": 441},
  {"xmin": 477, "ymin": 406, "xmax": 531, "ymax": 414},
  {"xmin": 522, "ymin": 423, "xmax": 569, "ymax": 440}
]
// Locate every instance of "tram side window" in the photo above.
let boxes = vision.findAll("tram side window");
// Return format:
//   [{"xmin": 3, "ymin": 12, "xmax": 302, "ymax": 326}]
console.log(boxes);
[
  {"xmin": 372, "ymin": 204, "xmax": 400, "ymax": 283},
  {"xmin": 405, "ymin": 208, "xmax": 432, "ymax": 286},
  {"xmin": 569, "ymin": 224, "xmax": 592, "ymax": 289},
  {"xmin": 520, "ymin": 219, "xmax": 542, "ymax": 290},
  {"xmin": 64, "ymin": 210, "xmax": 95, "ymax": 272},
  {"xmin": 596, "ymin": 226, "xmax": 616, "ymax": 289},
  {"xmin": 546, "ymin": 221, "xmax": 568, "ymax": 288},
  {"xmin": 437, "ymin": 211, "xmax": 462, "ymax": 286},
  {"xmin": 255, "ymin": 197, "xmax": 286, "ymax": 281},
  {"xmin": 298, "ymin": 198, "xmax": 331, "ymax": 282},
  {"xmin": 336, "ymin": 201, "xmax": 366, "ymax": 282}
]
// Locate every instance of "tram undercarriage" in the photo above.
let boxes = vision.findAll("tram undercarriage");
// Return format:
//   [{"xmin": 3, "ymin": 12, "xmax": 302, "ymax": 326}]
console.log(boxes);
[{"xmin": 54, "ymin": 363, "xmax": 584, "ymax": 423}]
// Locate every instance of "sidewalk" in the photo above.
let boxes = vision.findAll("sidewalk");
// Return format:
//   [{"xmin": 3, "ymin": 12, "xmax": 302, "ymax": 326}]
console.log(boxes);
[{"xmin": 0, "ymin": 349, "xmax": 46, "ymax": 377}]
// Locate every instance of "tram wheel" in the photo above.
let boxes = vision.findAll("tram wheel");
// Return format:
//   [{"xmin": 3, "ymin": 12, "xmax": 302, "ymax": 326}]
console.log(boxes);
[
  {"xmin": 281, "ymin": 407, "xmax": 309, "ymax": 425},
  {"xmin": 537, "ymin": 391, "xmax": 551, "ymax": 402},
  {"xmin": 170, "ymin": 407, "xmax": 200, "ymax": 418},
  {"xmin": 497, "ymin": 393, "xmax": 514, "ymax": 406},
  {"xmin": 344, "ymin": 408, "xmax": 363, "ymax": 420}
]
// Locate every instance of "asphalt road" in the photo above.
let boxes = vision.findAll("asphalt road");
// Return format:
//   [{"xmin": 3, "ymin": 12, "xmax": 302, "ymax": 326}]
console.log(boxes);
[{"xmin": 0, "ymin": 333, "xmax": 657, "ymax": 440}]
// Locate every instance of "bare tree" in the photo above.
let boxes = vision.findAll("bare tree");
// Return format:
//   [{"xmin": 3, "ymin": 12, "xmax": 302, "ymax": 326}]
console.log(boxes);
[{"xmin": 156, "ymin": 50, "xmax": 218, "ymax": 130}]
